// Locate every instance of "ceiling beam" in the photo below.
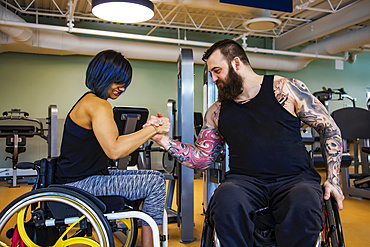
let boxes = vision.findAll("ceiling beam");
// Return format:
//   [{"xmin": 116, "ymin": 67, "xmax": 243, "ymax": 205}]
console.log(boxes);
[{"xmin": 276, "ymin": 0, "xmax": 370, "ymax": 50}]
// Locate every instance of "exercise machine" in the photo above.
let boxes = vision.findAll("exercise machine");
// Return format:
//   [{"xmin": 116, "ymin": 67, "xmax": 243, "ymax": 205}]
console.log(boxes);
[
  {"xmin": 332, "ymin": 107, "xmax": 370, "ymax": 199},
  {"xmin": 111, "ymin": 106, "xmax": 150, "ymax": 170},
  {"xmin": 0, "ymin": 106, "xmax": 58, "ymax": 187},
  {"xmin": 313, "ymin": 87, "xmax": 356, "ymax": 109}
]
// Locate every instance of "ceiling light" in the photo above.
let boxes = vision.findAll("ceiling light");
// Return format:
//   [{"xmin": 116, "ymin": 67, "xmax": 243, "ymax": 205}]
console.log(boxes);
[
  {"xmin": 92, "ymin": 0, "xmax": 154, "ymax": 23},
  {"xmin": 243, "ymin": 17, "xmax": 282, "ymax": 31}
]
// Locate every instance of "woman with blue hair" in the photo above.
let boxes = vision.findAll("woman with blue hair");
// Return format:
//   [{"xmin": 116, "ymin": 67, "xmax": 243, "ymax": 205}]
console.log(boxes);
[{"xmin": 55, "ymin": 50, "xmax": 170, "ymax": 247}]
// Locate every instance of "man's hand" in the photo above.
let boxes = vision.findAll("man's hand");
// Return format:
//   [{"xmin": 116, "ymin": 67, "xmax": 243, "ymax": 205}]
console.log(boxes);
[{"xmin": 323, "ymin": 180, "xmax": 344, "ymax": 210}]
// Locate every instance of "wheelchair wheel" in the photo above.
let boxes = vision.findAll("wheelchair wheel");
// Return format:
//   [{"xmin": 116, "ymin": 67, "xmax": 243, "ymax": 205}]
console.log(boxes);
[
  {"xmin": 201, "ymin": 218, "xmax": 221, "ymax": 247},
  {"xmin": 0, "ymin": 187, "xmax": 114, "ymax": 247},
  {"xmin": 323, "ymin": 197, "xmax": 344, "ymax": 247},
  {"xmin": 112, "ymin": 217, "xmax": 138, "ymax": 247}
]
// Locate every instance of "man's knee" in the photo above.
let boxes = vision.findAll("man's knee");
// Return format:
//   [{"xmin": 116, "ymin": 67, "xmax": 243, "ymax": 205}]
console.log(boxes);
[
  {"xmin": 289, "ymin": 182, "xmax": 323, "ymax": 210},
  {"xmin": 208, "ymin": 183, "xmax": 256, "ymax": 247},
  {"xmin": 210, "ymin": 183, "xmax": 245, "ymax": 210}
]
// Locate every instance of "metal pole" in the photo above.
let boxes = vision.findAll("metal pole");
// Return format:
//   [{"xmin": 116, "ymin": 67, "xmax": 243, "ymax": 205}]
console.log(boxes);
[
  {"xmin": 11, "ymin": 133, "xmax": 19, "ymax": 188},
  {"xmin": 177, "ymin": 48, "xmax": 195, "ymax": 243},
  {"xmin": 48, "ymin": 105, "xmax": 58, "ymax": 158}
]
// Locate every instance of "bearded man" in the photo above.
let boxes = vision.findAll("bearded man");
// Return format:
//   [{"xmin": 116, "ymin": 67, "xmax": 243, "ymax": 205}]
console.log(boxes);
[{"xmin": 152, "ymin": 39, "xmax": 344, "ymax": 247}]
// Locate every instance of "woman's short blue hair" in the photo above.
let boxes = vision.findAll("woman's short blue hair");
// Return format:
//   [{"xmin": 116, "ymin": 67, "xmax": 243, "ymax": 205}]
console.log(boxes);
[{"xmin": 85, "ymin": 50, "xmax": 132, "ymax": 99}]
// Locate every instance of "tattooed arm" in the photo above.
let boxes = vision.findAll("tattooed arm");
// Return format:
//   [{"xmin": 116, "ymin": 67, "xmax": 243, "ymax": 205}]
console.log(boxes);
[
  {"xmin": 285, "ymin": 78, "xmax": 344, "ymax": 209},
  {"xmin": 155, "ymin": 102, "xmax": 224, "ymax": 170}
]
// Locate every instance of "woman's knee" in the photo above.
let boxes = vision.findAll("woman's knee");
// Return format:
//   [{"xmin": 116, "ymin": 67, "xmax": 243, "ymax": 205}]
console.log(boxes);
[{"xmin": 150, "ymin": 172, "xmax": 166, "ymax": 193}]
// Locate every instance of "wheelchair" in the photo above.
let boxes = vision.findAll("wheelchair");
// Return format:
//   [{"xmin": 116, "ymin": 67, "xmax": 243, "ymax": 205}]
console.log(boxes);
[
  {"xmin": 0, "ymin": 157, "xmax": 168, "ymax": 247},
  {"xmin": 200, "ymin": 187, "xmax": 345, "ymax": 247}
]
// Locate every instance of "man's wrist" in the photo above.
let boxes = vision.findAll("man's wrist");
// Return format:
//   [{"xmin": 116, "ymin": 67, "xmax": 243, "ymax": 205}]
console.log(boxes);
[{"xmin": 156, "ymin": 135, "xmax": 169, "ymax": 147}]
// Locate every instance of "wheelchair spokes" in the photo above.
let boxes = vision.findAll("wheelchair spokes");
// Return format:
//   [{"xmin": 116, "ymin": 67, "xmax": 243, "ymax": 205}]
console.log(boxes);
[
  {"xmin": 53, "ymin": 215, "xmax": 100, "ymax": 247},
  {"xmin": 17, "ymin": 206, "xmax": 100, "ymax": 247},
  {"xmin": 54, "ymin": 237, "xmax": 100, "ymax": 247},
  {"xmin": 114, "ymin": 218, "xmax": 138, "ymax": 247}
]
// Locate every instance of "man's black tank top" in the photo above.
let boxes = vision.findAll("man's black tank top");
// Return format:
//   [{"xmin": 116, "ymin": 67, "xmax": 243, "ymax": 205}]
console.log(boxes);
[
  {"xmin": 55, "ymin": 92, "xmax": 109, "ymax": 184},
  {"xmin": 218, "ymin": 75, "xmax": 312, "ymax": 181}
]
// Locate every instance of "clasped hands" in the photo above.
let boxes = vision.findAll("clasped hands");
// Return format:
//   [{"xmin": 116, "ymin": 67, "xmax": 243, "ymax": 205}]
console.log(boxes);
[{"xmin": 143, "ymin": 112, "xmax": 171, "ymax": 142}]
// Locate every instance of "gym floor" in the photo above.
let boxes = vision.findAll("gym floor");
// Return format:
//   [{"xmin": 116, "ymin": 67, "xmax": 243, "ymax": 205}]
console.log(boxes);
[{"xmin": 0, "ymin": 175, "xmax": 369, "ymax": 246}]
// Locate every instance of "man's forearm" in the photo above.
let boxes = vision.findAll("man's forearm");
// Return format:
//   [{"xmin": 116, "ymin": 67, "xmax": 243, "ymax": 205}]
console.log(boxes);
[
  {"xmin": 320, "ymin": 129, "xmax": 343, "ymax": 191},
  {"xmin": 158, "ymin": 127, "xmax": 223, "ymax": 169}
]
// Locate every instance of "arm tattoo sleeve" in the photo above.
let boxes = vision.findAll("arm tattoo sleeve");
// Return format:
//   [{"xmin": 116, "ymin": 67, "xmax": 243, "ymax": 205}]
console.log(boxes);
[
  {"xmin": 290, "ymin": 79, "xmax": 343, "ymax": 193},
  {"xmin": 166, "ymin": 126, "xmax": 224, "ymax": 169}
]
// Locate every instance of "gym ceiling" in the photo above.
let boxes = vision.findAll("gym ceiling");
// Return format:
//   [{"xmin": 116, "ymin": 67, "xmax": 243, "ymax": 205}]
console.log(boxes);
[{"xmin": 0, "ymin": 0, "xmax": 369, "ymax": 70}]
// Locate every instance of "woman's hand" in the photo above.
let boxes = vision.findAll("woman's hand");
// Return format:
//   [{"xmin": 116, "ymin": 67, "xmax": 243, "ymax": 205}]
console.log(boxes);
[{"xmin": 143, "ymin": 113, "xmax": 170, "ymax": 142}]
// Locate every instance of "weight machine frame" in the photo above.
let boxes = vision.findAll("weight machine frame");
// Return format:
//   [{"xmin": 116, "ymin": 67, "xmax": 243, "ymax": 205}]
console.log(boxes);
[{"xmin": 0, "ymin": 105, "xmax": 58, "ymax": 187}]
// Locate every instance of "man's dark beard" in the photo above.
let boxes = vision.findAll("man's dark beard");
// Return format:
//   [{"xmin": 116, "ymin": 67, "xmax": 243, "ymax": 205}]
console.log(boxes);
[{"xmin": 217, "ymin": 67, "xmax": 243, "ymax": 102}]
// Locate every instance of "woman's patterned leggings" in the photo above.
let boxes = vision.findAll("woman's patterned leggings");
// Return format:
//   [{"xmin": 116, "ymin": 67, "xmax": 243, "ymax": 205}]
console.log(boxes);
[{"xmin": 66, "ymin": 169, "xmax": 166, "ymax": 226}]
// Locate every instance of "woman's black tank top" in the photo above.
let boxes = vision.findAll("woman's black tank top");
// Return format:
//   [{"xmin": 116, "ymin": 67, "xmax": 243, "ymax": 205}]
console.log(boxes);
[
  {"xmin": 218, "ymin": 75, "xmax": 311, "ymax": 181},
  {"xmin": 55, "ymin": 92, "xmax": 109, "ymax": 184}
]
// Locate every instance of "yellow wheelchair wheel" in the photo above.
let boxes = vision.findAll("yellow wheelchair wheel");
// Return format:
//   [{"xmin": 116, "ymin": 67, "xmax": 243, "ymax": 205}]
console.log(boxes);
[
  {"xmin": 112, "ymin": 217, "xmax": 138, "ymax": 247},
  {"xmin": 0, "ymin": 187, "xmax": 114, "ymax": 247}
]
